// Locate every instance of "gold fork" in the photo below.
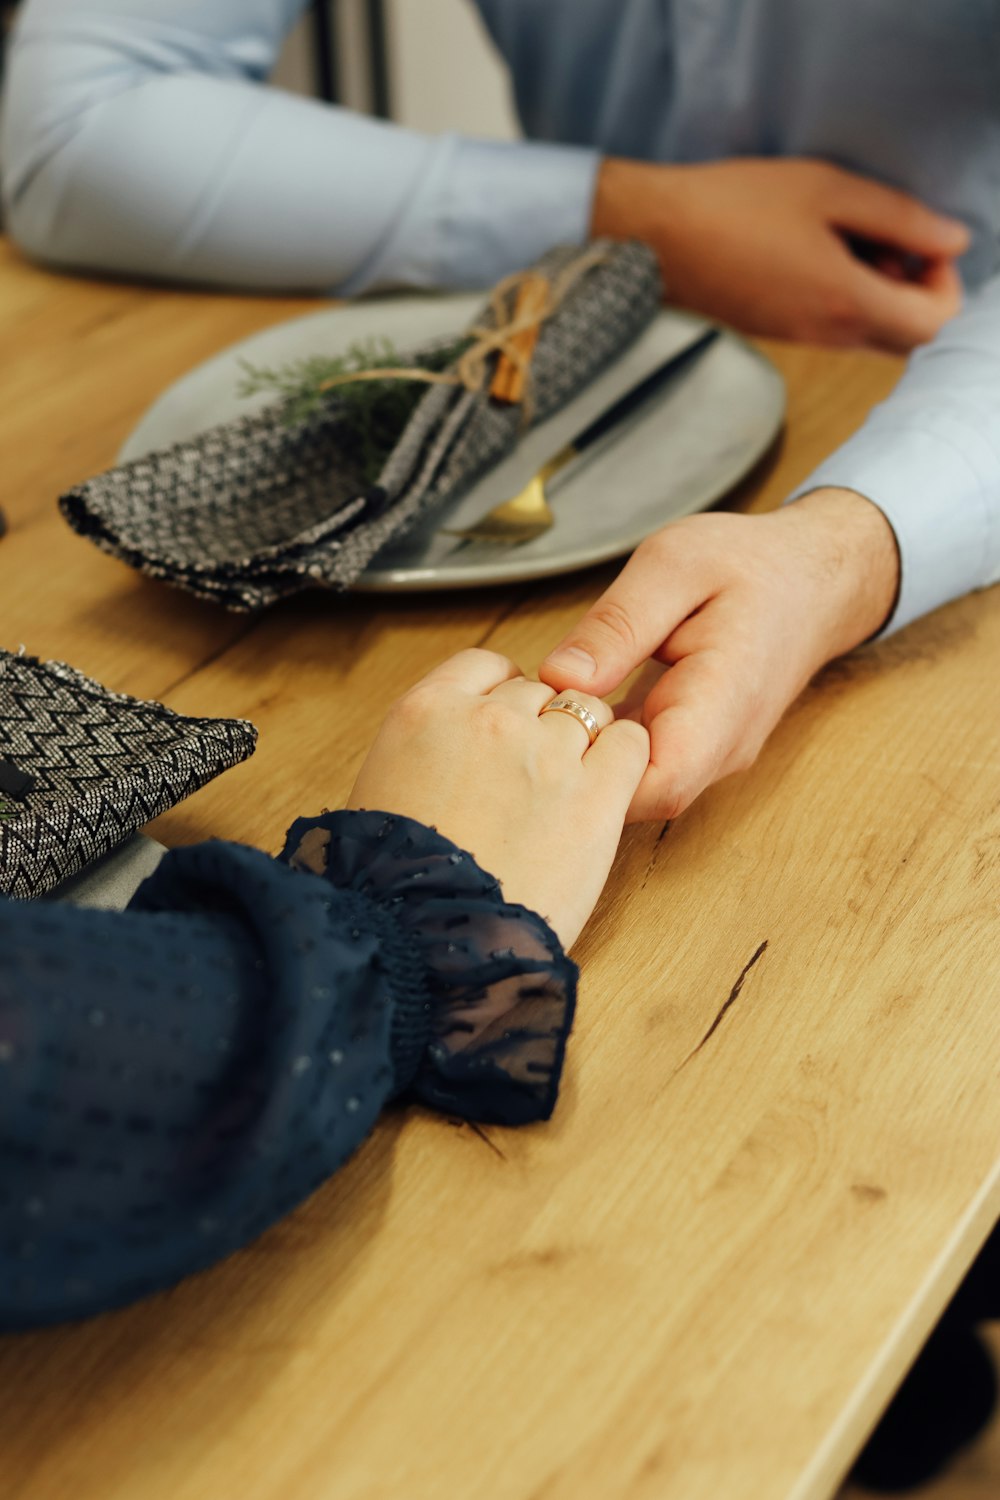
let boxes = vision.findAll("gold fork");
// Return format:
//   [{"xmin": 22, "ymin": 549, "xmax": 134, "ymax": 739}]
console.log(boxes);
[
  {"xmin": 441, "ymin": 445, "xmax": 576, "ymax": 545},
  {"xmin": 440, "ymin": 326, "xmax": 720, "ymax": 546}
]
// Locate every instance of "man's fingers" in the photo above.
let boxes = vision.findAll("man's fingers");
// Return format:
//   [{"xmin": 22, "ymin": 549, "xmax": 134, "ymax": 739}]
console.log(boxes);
[
  {"xmin": 623, "ymin": 652, "xmax": 747, "ymax": 822},
  {"xmin": 850, "ymin": 257, "xmax": 963, "ymax": 351},
  {"xmin": 830, "ymin": 175, "xmax": 970, "ymax": 260},
  {"xmin": 612, "ymin": 660, "xmax": 667, "ymax": 723},
  {"xmin": 916, "ymin": 257, "xmax": 966, "ymax": 298},
  {"xmin": 540, "ymin": 538, "xmax": 709, "ymax": 696}
]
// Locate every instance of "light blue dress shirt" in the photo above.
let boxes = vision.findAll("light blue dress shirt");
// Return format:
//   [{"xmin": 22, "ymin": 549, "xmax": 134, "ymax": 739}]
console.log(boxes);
[{"xmin": 3, "ymin": 0, "xmax": 999, "ymax": 634}]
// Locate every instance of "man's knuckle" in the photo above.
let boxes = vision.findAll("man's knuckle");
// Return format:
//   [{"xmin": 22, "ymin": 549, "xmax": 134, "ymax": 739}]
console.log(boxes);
[
  {"xmin": 637, "ymin": 530, "xmax": 673, "ymax": 565},
  {"xmin": 588, "ymin": 596, "xmax": 642, "ymax": 654},
  {"xmin": 821, "ymin": 289, "xmax": 866, "ymax": 343},
  {"xmin": 788, "ymin": 311, "xmax": 826, "ymax": 344},
  {"xmin": 657, "ymin": 785, "xmax": 690, "ymax": 821},
  {"xmin": 643, "ymin": 758, "xmax": 694, "ymax": 820}
]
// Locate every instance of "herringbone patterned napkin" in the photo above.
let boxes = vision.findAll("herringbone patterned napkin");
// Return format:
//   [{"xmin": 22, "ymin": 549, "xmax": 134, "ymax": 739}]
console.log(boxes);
[
  {"xmin": 59, "ymin": 241, "xmax": 663, "ymax": 608},
  {"xmin": 0, "ymin": 650, "xmax": 257, "ymax": 900}
]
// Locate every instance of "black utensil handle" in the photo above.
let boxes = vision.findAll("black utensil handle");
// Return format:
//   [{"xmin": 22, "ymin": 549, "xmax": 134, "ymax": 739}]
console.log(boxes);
[{"xmin": 573, "ymin": 326, "xmax": 721, "ymax": 455}]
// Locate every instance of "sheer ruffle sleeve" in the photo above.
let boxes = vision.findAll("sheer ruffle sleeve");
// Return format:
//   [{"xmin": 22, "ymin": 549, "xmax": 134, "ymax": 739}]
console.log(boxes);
[
  {"xmin": 280, "ymin": 810, "xmax": 578, "ymax": 1127},
  {"xmin": 0, "ymin": 812, "xmax": 575, "ymax": 1329}
]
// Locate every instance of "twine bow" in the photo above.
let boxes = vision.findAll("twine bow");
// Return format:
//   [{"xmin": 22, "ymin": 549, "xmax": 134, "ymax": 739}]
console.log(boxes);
[{"xmin": 315, "ymin": 244, "xmax": 611, "ymax": 425}]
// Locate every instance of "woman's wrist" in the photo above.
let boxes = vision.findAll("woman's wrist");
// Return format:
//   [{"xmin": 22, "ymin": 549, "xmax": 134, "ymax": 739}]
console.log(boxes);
[{"xmin": 280, "ymin": 810, "xmax": 578, "ymax": 1122}]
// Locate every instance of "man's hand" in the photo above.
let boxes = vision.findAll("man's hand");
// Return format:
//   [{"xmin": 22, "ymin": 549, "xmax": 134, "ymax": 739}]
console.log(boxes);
[
  {"xmin": 538, "ymin": 490, "xmax": 900, "ymax": 822},
  {"xmin": 591, "ymin": 156, "xmax": 969, "ymax": 353}
]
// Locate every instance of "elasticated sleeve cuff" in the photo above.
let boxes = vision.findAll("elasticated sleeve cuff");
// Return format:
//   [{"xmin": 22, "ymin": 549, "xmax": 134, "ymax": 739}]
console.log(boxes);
[{"xmin": 280, "ymin": 810, "xmax": 578, "ymax": 1125}]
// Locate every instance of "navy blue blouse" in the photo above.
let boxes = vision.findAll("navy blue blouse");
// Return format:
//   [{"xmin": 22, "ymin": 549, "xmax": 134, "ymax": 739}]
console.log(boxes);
[{"xmin": 0, "ymin": 810, "xmax": 576, "ymax": 1330}]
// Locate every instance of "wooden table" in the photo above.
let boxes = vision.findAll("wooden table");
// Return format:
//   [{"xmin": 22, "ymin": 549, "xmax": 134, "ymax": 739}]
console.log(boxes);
[{"xmin": 1, "ymin": 240, "xmax": 997, "ymax": 1500}]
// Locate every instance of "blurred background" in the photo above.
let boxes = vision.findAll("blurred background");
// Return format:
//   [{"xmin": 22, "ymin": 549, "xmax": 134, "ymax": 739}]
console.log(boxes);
[
  {"xmin": 0, "ymin": 0, "xmax": 525, "ymax": 530},
  {"xmin": 272, "ymin": 0, "xmax": 517, "ymax": 137},
  {"xmin": 283, "ymin": 0, "xmax": 518, "ymax": 139},
  {"xmin": 0, "ymin": 0, "xmax": 519, "ymax": 156}
]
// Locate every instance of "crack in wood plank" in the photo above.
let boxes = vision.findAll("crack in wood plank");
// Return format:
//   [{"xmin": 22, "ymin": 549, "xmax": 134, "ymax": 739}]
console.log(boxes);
[
  {"xmin": 674, "ymin": 939, "xmax": 769, "ymax": 1074},
  {"xmin": 467, "ymin": 1121, "xmax": 508, "ymax": 1162},
  {"xmin": 156, "ymin": 620, "xmax": 262, "ymax": 701},
  {"xmin": 640, "ymin": 820, "xmax": 672, "ymax": 889}
]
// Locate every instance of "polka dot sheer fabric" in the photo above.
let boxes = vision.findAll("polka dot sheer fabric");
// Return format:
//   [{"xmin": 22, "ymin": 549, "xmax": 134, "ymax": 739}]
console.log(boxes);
[{"xmin": 0, "ymin": 811, "xmax": 576, "ymax": 1329}]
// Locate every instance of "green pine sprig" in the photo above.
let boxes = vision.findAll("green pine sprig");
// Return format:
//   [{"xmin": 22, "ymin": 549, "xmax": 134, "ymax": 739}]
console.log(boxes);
[
  {"xmin": 236, "ymin": 337, "xmax": 405, "ymax": 423},
  {"xmin": 236, "ymin": 336, "xmax": 470, "ymax": 485}
]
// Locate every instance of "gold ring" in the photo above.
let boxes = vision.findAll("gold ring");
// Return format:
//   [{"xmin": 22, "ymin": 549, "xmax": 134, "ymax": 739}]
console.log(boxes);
[{"xmin": 539, "ymin": 695, "xmax": 602, "ymax": 746}]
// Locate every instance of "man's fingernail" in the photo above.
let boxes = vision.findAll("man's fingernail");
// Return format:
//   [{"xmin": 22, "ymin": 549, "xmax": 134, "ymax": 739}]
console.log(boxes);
[{"xmin": 544, "ymin": 645, "xmax": 598, "ymax": 680}]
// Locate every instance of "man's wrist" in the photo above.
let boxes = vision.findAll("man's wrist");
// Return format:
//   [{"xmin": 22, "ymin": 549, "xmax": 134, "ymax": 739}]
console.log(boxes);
[
  {"xmin": 782, "ymin": 487, "xmax": 902, "ymax": 652},
  {"xmin": 590, "ymin": 157, "xmax": 638, "ymax": 240},
  {"xmin": 591, "ymin": 156, "xmax": 682, "ymax": 248}
]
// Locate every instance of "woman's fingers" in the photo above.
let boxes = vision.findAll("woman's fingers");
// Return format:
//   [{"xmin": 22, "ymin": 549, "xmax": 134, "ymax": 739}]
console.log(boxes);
[
  {"xmin": 413, "ymin": 647, "xmax": 522, "ymax": 696},
  {"xmin": 350, "ymin": 656, "xmax": 645, "ymax": 950},
  {"xmin": 624, "ymin": 650, "xmax": 751, "ymax": 822},
  {"xmin": 487, "ymin": 678, "xmax": 615, "ymax": 750},
  {"xmin": 489, "ymin": 676, "xmax": 557, "ymax": 715},
  {"xmin": 585, "ymin": 717, "xmax": 651, "ymax": 792},
  {"xmin": 490, "ymin": 678, "xmax": 618, "ymax": 758},
  {"xmin": 538, "ymin": 689, "xmax": 615, "ymax": 755}
]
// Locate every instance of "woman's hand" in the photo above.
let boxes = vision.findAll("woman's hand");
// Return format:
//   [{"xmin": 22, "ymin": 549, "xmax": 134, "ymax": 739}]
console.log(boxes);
[
  {"xmin": 592, "ymin": 156, "xmax": 969, "ymax": 352},
  {"xmin": 346, "ymin": 650, "xmax": 650, "ymax": 948},
  {"xmin": 539, "ymin": 489, "xmax": 900, "ymax": 822}
]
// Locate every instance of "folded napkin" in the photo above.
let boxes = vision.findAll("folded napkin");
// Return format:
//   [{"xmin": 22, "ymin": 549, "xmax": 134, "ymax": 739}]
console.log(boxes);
[
  {"xmin": 59, "ymin": 241, "xmax": 663, "ymax": 609},
  {"xmin": 0, "ymin": 650, "xmax": 256, "ymax": 900}
]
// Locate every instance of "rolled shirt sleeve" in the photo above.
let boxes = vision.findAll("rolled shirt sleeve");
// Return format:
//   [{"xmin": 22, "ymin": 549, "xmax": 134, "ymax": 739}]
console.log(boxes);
[
  {"xmin": 787, "ymin": 272, "xmax": 1000, "ymax": 635},
  {"xmin": 0, "ymin": 0, "xmax": 599, "ymax": 293}
]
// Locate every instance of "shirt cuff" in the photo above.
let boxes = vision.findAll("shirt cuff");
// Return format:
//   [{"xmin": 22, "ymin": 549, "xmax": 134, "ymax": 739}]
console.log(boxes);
[
  {"xmin": 343, "ymin": 134, "xmax": 601, "ymax": 295},
  {"xmin": 786, "ymin": 424, "xmax": 995, "ymax": 636}
]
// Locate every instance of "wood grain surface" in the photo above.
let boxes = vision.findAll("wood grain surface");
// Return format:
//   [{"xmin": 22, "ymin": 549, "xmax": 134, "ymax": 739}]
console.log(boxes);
[{"xmin": 1, "ymin": 240, "xmax": 997, "ymax": 1500}]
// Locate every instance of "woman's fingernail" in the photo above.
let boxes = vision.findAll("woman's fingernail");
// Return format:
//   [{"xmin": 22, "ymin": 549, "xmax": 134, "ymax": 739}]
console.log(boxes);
[{"xmin": 544, "ymin": 645, "xmax": 598, "ymax": 680}]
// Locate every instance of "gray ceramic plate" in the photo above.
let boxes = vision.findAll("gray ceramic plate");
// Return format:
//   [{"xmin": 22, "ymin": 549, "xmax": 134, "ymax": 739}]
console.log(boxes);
[
  {"xmin": 120, "ymin": 294, "xmax": 785, "ymax": 592},
  {"xmin": 49, "ymin": 834, "xmax": 167, "ymax": 910}
]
